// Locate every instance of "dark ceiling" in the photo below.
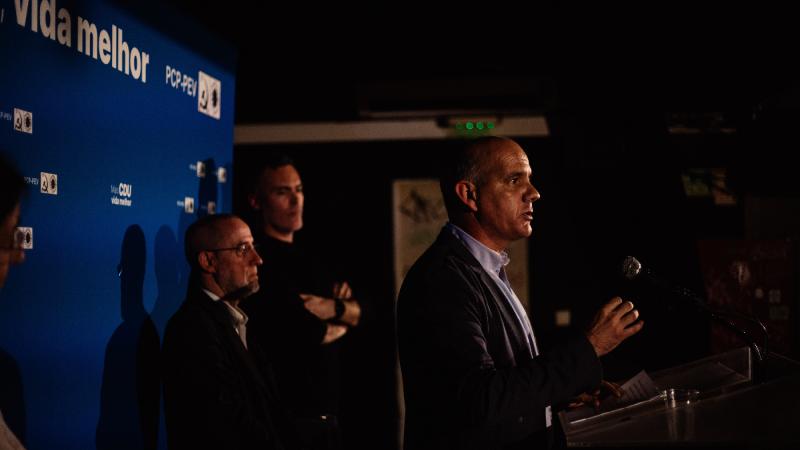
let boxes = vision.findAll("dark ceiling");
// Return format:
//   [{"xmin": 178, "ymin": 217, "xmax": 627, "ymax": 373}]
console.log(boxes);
[{"xmin": 166, "ymin": 2, "xmax": 800, "ymax": 125}]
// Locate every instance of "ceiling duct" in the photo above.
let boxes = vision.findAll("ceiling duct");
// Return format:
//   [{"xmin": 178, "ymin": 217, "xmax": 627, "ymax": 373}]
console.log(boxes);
[{"xmin": 356, "ymin": 77, "xmax": 555, "ymax": 120}]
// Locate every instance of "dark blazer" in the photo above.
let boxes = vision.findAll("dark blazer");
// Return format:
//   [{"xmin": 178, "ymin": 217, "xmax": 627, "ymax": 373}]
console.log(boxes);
[
  {"xmin": 162, "ymin": 285, "xmax": 295, "ymax": 450},
  {"xmin": 397, "ymin": 228, "xmax": 603, "ymax": 450}
]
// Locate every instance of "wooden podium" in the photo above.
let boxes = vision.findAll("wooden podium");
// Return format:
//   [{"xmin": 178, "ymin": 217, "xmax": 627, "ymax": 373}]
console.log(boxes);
[{"xmin": 558, "ymin": 347, "xmax": 800, "ymax": 448}]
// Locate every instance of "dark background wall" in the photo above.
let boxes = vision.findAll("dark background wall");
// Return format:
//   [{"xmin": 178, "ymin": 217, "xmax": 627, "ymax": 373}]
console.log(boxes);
[
  {"xmin": 2, "ymin": 1, "xmax": 799, "ymax": 448},
  {"xmin": 236, "ymin": 141, "xmax": 463, "ymax": 450},
  {"xmin": 235, "ymin": 108, "xmax": 800, "ymax": 448},
  {"xmin": 215, "ymin": 8, "xmax": 800, "ymax": 447}
]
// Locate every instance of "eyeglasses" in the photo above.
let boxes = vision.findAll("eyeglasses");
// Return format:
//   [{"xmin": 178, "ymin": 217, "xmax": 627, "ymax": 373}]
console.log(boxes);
[{"xmin": 205, "ymin": 242, "xmax": 260, "ymax": 258}]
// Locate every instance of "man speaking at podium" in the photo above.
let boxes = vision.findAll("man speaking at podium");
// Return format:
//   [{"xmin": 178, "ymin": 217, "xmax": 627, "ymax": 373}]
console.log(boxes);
[{"xmin": 397, "ymin": 137, "xmax": 643, "ymax": 450}]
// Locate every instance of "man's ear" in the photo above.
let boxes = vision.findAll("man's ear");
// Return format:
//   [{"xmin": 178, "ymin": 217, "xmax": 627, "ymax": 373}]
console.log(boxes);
[
  {"xmin": 248, "ymin": 193, "xmax": 260, "ymax": 211},
  {"xmin": 455, "ymin": 181, "xmax": 478, "ymax": 212},
  {"xmin": 197, "ymin": 251, "xmax": 217, "ymax": 273}
]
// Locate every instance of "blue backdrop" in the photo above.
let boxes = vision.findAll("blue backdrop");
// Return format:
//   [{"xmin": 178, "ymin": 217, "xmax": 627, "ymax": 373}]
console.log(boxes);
[{"xmin": 0, "ymin": 1, "xmax": 235, "ymax": 448}]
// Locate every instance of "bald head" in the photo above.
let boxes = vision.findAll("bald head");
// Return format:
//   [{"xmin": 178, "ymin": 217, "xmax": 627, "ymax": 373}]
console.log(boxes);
[
  {"xmin": 440, "ymin": 136, "xmax": 540, "ymax": 250},
  {"xmin": 184, "ymin": 214, "xmax": 242, "ymax": 267},
  {"xmin": 440, "ymin": 136, "xmax": 521, "ymax": 216},
  {"xmin": 184, "ymin": 214, "xmax": 263, "ymax": 301}
]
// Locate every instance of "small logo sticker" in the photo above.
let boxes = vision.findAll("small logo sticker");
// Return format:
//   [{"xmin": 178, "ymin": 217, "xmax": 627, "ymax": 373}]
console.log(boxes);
[
  {"xmin": 13, "ymin": 108, "xmax": 32, "ymax": 134},
  {"xmin": 40, "ymin": 172, "xmax": 58, "ymax": 195},
  {"xmin": 184, "ymin": 197, "xmax": 195, "ymax": 214},
  {"xmin": 15, "ymin": 227, "xmax": 33, "ymax": 250},
  {"xmin": 196, "ymin": 161, "xmax": 206, "ymax": 178},
  {"xmin": 197, "ymin": 71, "xmax": 221, "ymax": 119}
]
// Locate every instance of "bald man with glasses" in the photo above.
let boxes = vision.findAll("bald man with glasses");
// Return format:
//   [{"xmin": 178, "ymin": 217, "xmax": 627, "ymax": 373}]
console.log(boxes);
[{"xmin": 162, "ymin": 214, "xmax": 298, "ymax": 450}]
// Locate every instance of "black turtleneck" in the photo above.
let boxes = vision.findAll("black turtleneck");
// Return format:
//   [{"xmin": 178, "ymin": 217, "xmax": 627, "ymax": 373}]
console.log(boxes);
[{"xmin": 241, "ymin": 232, "xmax": 343, "ymax": 417}]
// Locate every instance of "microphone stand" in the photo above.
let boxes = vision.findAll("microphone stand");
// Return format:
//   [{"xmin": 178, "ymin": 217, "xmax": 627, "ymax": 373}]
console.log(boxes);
[
  {"xmin": 623, "ymin": 257, "xmax": 770, "ymax": 384},
  {"xmin": 668, "ymin": 284, "xmax": 769, "ymax": 384}
]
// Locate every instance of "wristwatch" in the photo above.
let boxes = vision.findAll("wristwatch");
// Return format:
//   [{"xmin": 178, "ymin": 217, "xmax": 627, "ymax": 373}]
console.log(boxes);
[{"xmin": 333, "ymin": 297, "xmax": 346, "ymax": 320}]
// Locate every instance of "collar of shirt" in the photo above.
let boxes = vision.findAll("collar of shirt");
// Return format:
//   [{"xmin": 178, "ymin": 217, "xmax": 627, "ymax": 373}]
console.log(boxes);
[
  {"xmin": 202, "ymin": 288, "xmax": 249, "ymax": 328},
  {"xmin": 446, "ymin": 222, "xmax": 510, "ymax": 278},
  {"xmin": 446, "ymin": 222, "xmax": 538, "ymax": 357},
  {"xmin": 444, "ymin": 224, "xmax": 549, "ymax": 425}
]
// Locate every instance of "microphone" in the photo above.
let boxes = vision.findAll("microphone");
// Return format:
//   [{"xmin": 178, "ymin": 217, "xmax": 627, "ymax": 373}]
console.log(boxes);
[
  {"xmin": 621, "ymin": 255, "xmax": 769, "ymax": 382},
  {"xmin": 621, "ymin": 255, "xmax": 643, "ymax": 281},
  {"xmin": 620, "ymin": 256, "xmax": 704, "ymax": 307}
]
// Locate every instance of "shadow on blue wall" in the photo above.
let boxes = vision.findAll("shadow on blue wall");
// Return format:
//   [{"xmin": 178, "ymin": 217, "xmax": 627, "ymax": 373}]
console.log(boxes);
[
  {"xmin": 95, "ymin": 225, "xmax": 160, "ymax": 450},
  {"xmin": 0, "ymin": 348, "xmax": 26, "ymax": 445},
  {"xmin": 151, "ymin": 225, "xmax": 185, "ymax": 450},
  {"xmin": 114, "ymin": 157, "xmax": 214, "ymax": 447},
  {"xmin": 152, "ymin": 226, "xmax": 184, "ymax": 339}
]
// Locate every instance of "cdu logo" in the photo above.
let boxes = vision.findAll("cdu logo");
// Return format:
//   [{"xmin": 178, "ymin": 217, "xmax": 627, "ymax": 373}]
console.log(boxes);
[
  {"xmin": 197, "ymin": 71, "xmax": 221, "ymax": 120},
  {"xmin": 40, "ymin": 172, "xmax": 58, "ymax": 195},
  {"xmin": 111, "ymin": 182, "xmax": 133, "ymax": 207},
  {"xmin": 118, "ymin": 183, "xmax": 132, "ymax": 198}
]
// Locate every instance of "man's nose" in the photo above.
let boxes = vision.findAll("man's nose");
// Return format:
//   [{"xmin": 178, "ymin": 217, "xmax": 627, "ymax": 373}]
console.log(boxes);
[
  {"xmin": 251, "ymin": 249, "xmax": 263, "ymax": 266},
  {"xmin": 526, "ymin": 184, "xmax": 541, "ymax": 203}
]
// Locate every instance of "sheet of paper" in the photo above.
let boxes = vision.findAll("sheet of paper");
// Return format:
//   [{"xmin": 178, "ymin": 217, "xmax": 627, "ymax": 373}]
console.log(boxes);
[
  {"xmin": 608, "ymin": 369, "xmax": 661, "ymax": 406},
  {"xmin": 562, "ymin": 370, "xmax": 660, "ymax": 423}
]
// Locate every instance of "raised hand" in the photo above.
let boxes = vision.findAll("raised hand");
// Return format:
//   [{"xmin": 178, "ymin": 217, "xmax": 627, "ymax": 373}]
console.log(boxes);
[{"xmin": 585, "ymin": 297, "xmax": 643, "ymax": 357}]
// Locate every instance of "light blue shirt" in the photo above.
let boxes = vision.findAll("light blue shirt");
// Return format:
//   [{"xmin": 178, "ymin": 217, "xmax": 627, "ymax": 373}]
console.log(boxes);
[
  {"xmin": 446, "ymin": 223, "xmax": 539, "ymax": 357},
  {"xmin": 203, "ymin": 288, "xmax": 249, "ymax": 349},
  {"xmin": 446, "ymin": 223, "xmax": 552, "ymax": 427}
]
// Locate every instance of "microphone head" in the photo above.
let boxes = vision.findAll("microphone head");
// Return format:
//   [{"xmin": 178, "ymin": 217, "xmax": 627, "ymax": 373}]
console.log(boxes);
[{"xmin": 621, "ymin": 256, "xmax": 642, "ymax": 280}]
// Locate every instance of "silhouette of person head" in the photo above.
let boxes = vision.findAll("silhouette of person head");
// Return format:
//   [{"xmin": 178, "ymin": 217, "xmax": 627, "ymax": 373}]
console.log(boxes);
[{"xmin": 0, "ymin": 153, "xmax": 25, "ymax": 288}]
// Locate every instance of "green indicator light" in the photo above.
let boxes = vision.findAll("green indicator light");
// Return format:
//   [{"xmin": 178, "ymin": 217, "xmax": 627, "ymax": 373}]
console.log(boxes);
[
  {"xmin": 455, "ymin": 123, "xmax": 464, "ymax": 130},
  {"xmin": 476, "ymin": 122, "xmax": 484, "ymax": 130},
  {"xmin": 466, "ymin": 122, "xmax": 474, "ymax": 130},
  {"xmin": 487, "ymin": 122, "xmax": 495, "ymax": 129}
]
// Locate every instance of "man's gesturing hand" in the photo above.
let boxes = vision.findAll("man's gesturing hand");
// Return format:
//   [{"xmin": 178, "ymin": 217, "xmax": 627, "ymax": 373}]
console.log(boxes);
[{"xmin": 585, "ymin": 297, "xmax": 643, "ymax": 357}]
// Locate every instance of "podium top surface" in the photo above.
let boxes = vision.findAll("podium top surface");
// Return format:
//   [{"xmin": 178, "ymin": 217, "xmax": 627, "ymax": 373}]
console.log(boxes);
[{"xmin": 560, "ymin": 348, "xmax": 800, "ymax": 447}]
